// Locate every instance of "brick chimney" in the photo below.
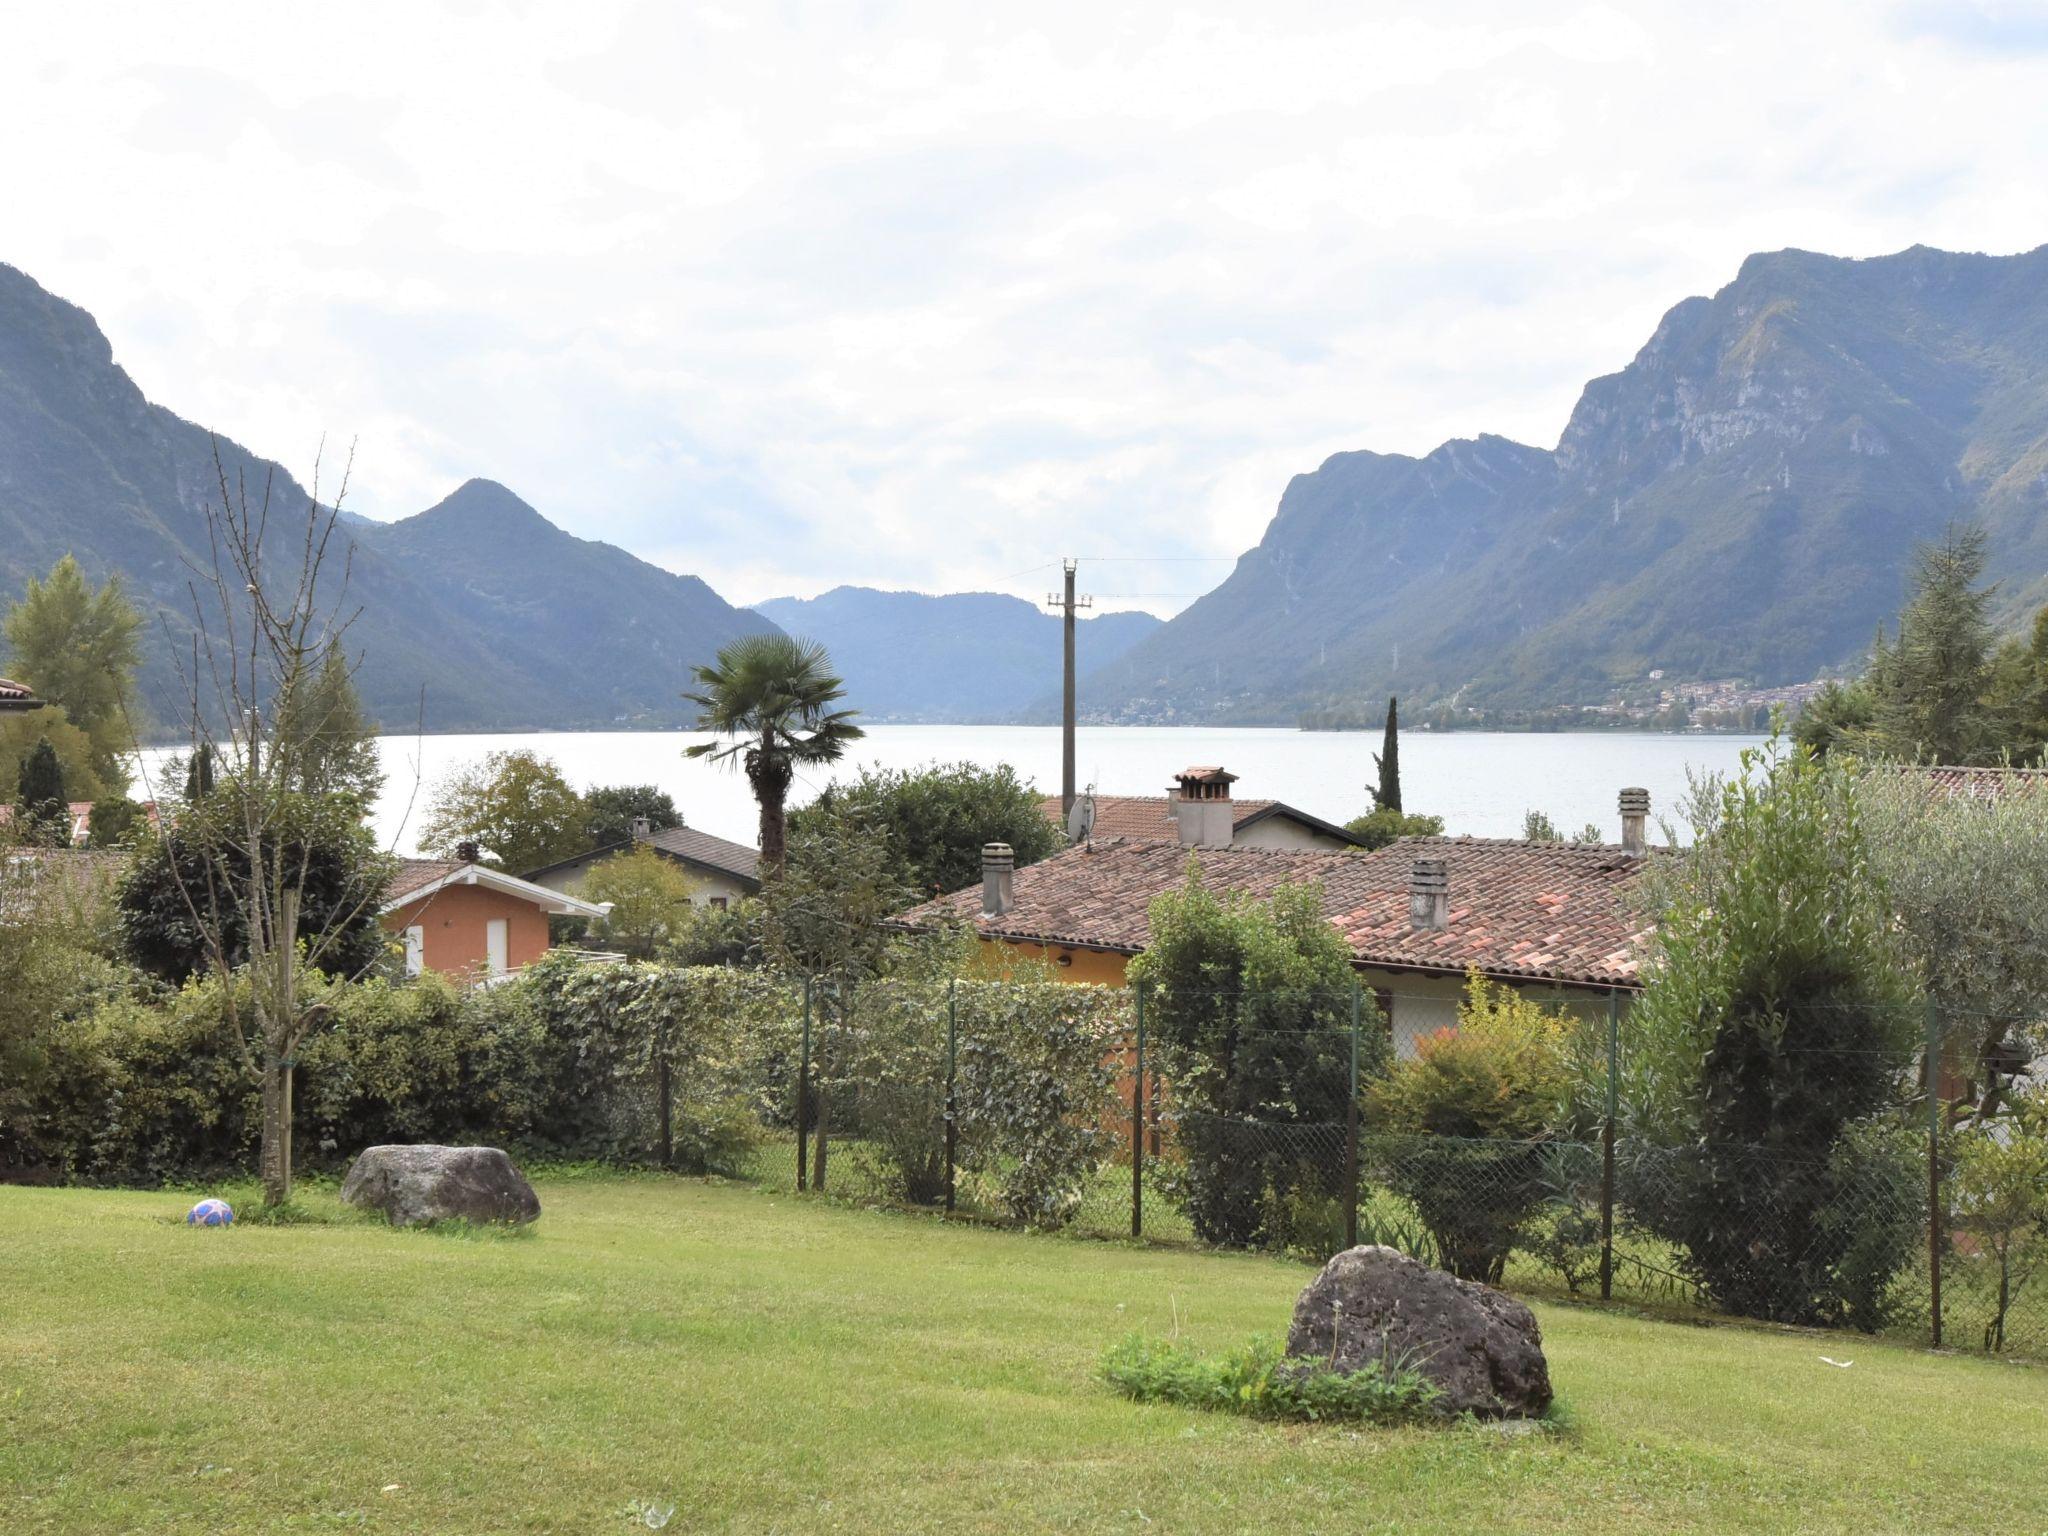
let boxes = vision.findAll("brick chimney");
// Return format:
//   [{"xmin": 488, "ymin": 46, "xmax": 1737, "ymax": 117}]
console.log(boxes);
[
  {"xmin": 1409, "ymin": 857, "xmax": 1449, "ymax": 931},
  {"xmin": 1170, "ymin": 766, "xmax": 1237, "ymax": 848},
  {"xmin": 631, "ymin": 815, "xmax": 652, "ymax": 842},
  {"xmin": 981, "ymin": 842, "xmax": 1015, "ymax": 917},
  {"xmin": 1619, "ymin": 787, "xmax": 1650, "ymax": 856},
  {"xmin": 455, "ymin": 839, "xmax": 481, "ymax": 864}
]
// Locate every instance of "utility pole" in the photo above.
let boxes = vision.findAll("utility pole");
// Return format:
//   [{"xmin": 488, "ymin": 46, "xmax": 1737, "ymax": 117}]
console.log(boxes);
[{"xmin": 1047, "ymin": 558, "xmax": 1091, "ymax": 820}]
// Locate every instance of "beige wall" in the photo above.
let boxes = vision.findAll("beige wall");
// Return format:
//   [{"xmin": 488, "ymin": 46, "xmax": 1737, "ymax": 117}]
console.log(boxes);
[
  {"xmin": 531, "ymin": 858, "xmax": 752, "ymax": 910},
  {"xmin": 1230, "ymin": 816, "xmax": 1356, "ymax": 851}
]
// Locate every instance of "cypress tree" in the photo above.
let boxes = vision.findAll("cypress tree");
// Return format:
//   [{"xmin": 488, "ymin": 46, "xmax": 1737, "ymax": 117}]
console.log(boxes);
[
  {"xmin": 1371, "ymin": 696, "xmax": 1402, "ymax": 813},
  {"xmin": 183, "ymin": 741, "xmax": 215, "ymax": 801},
  {"xmin": 16, "ymin": 735, "xmax": 67, "ymax": 843}
]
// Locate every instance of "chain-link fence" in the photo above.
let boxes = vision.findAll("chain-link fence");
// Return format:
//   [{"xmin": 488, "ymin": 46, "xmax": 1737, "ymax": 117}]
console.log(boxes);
[{"xmin": 595, "ymin": 968, "xmax": 2046, "ymax": 1360}]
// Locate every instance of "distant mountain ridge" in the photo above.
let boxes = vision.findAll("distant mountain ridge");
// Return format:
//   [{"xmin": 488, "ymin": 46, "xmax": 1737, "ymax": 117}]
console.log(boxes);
[
  {"xmin": 755, "ymin": 586, "xmax": 1161, "ymax": 722},
  {"xmin": 0, "ymin": 262, "xmax": 776, "ymax": 733},
  {"xmin": 1086, "ymin": 243, "xmax": 2048, "ymax": 724}
]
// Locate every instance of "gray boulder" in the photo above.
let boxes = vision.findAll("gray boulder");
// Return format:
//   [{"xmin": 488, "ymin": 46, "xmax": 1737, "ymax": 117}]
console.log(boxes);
[
  {"xmin": 340, "ymin": 1144, "xmax": 541, "ymax": 1228},
  {"xmin": 1286, "ymin": 1245, "xmax": 1551, "ymax": 1419}
]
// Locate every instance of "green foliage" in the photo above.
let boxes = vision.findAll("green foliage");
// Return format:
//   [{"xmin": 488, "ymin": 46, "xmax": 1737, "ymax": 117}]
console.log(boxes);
[
  {"xmin": 1982, "ymin": 605, "xmax": 2048, "ymax": 763},
  {"xmin": 1621, "ymin": 735, "xmax": 1921, "ymax": 1326},
  {"xmin": 1100, "ymin": 1333, "xmax": 1438, "ymax": 1425},
  {"xmin": 270, "ymin": 640, "xmax": 383, "ymax": 808},
  {"xmin": 1950, "ymin": 1095, "xmax": 2048, "ymax": 1352},
  {"xmin": 420, "ymin": 749, "xmax": 589, "ymax": 874},
  {"xmin": 1342, "ymin": 807, "xmax": 1444, "ymax": 850},
  {"xmin": 1867, "ymin": 525, "xmax": 1998, "ymax": 765},
  {"xmin": 2, "ymin": 554, "xmax": 142, "ymax": 789},
  {"xmin": 86, "ymin": 796, "xmax": 142, "ymax": 849},
  {"xmin": 952, "ymin": 980, "xmax": 1128, "ymax": 1227},
  {"xmin": 1370, "ymin": 973, "xmax": 1579, "ymax": 1281},
  {"xmin": 116, "ymin": 791, "xmax": 394, "ymax": 985},
  {"xmin": 14, "ymin": 734, "xmax": 67, "ymax": 842},
  {"xmin": 1521, "ymin": 809, "xmax": 1559, "ymax": 842},
  {"xmin": 665, "ymin": 897, "xmax": 761, "ymax": 967},
  {"xmin": 581, "ymin": 845, "xmax": 699, "ymax": 959},
  {"xmin": 0, "ymin": 708, "xmax": 110, "ymax": 815},
  {"xmin": 1371, "ymin": 696, "xmax": 1401, "ymax": 813},
  {"xmin": 1129, "ymin": 870, "xmax": 1384, "ymax": 1247},
  {"xmin": 684, "ymin": 632, "xmax": 862, "ymax": 868},
  {"xmin": 1857, "ymin": 770, "xmax": 2048, "ymax": 1115},
  {"xmin": 759, "ymin": 802, "xmax": 910, "ymax": 983},
  {"xmin": 581, "ymin": 784, "xmax": 681, "ymax": 849},
  {"xmin": 792, "ymin": 759, "xmax": 1062, "ymax": 900},
  {"xmin": 1792, "ymin": 678, "xmax": 1876, "ymax": 759}
]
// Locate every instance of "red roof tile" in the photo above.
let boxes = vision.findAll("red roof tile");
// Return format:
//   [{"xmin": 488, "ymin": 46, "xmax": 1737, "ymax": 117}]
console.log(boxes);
[
  {"xmin": 895, "ymin": 834, "xmax": 1655, "ymax": 989},
  {"xmin": 1039, "ymin": 793, "xmax": 1284, "ymax": 840}
]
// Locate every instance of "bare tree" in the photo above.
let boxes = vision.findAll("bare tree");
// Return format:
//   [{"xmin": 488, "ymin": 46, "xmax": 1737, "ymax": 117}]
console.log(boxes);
[{"xmin": 135, "ymin": 441, "xmax": 403, "ymax": 1207}]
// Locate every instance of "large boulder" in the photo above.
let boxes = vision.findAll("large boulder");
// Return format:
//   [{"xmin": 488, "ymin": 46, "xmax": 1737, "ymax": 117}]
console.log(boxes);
[
  {"xmin": 340, "ymin": 1145, "xmax": 541, "ymax": 1228},
  {"xmin": 1286, "ymin": 1245, "xmax": 1551, "ymax": 1419}
]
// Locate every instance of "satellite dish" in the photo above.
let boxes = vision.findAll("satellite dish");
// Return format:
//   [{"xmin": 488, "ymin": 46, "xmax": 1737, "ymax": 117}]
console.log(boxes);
[{"xmin": 1067, "ymin": 788, "xmax": 1096, "ymax": 844}]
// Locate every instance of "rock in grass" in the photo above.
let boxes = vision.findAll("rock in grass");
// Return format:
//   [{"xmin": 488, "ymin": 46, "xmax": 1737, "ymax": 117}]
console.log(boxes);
[
  {"xmin": 340, "ymin": 1145, "xmax": 541, "ymax": 1228},
  {"xmin": 1286, "ymin": 1245, "xmax": 1551, "ymax": 1419}
]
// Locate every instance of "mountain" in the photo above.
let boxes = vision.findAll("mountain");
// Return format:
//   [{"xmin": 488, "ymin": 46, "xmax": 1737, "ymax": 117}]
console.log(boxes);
[
  {"xmin": 754, "ymin": 586, "xmax": 1162, "ymax": 721},
  {"xmin": 1087, "ymin": 244, "xmax": 2048, "ymax": 724},
  {"xmin": 0, "ymin": 262, "xmax": 774, "ymax": 733},
  {"xmin": 349, "ymin": 479, "xmax": 778, "ymax": 728}
]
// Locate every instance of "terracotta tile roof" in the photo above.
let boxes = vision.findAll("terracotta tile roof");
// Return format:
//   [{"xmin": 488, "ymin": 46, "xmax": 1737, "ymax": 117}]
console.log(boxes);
[
  {"xmin": 1888, "ymin": 764, "xmax": 2048, "ymax": 800},
  {"xmin": 894, "ymin": 834, "xmax": 1655, "ymax": 989},
  {"xmin": 1039, "ymin": 793, "xmax": 1279, "ymax": 839},
  {"xmin": 387, "ymin": 858, "xmax": 466, "ymax": 903}
]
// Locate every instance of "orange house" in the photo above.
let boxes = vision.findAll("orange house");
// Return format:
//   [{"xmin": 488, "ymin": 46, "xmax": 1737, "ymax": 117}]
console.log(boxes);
[{"xmin": 381, "ymin": 857, "xmax": 610, "ymax": 982}]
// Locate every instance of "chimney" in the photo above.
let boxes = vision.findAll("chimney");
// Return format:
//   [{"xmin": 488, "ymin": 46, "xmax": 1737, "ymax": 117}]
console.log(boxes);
[
  {"xmin": 1619, "ymin": 787, "xmax": 1650, "ymax": 856},
  {"xmin": 1170, "ymin": 766, "xmax": 1238, "ymax": 848},
  {"xmin": 631, "ymin": 815, "xmax": 652, "ymax": 842},
  {"xmin": 455, "ymin": 839, "xmax": 481, "ymax": 865},
  {"xmin": 1409, "ymin": 857, "xmax": 1449, "ymax": 931},
  {"xmin": 981, "ymin": 842, "xmax": 1015, "ymax": 917}
]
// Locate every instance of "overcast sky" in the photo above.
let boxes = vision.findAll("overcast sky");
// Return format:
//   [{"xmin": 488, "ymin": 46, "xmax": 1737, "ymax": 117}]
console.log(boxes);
[{"xmin": 4, "ymin": 2, "xmax": 2047, "ymax": 616}]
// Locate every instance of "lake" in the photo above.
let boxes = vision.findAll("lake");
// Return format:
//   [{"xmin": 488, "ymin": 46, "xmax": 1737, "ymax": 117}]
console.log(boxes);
[{"xmin": 143, "ymin": 726, "xmax": 1767, "ymax": 856}]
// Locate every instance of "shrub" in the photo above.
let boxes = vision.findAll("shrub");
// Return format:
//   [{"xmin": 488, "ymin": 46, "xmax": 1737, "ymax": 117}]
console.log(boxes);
[
  {"xmin": 1951, "ymin": 1099, "xmax": 2048, "ymax": 1351},
  {"xmin": 1100, "ymin": 1333, "xmax": 1438, "ymax": 1425},
  {"xmin": 953, "ymin": 979, "xmax": 1128, "ymax": 1227},
  {"xmin": 1369, "ymin": 972, "xmax": 1577, "ymax": 1281},
  {"xmin": 1129, "ymin": 870, "xmax": 1385, "ymax": 1248},
  {"xmin": 1620, "ymin": 736, "xmax": 1922, "ymax": 1327}
]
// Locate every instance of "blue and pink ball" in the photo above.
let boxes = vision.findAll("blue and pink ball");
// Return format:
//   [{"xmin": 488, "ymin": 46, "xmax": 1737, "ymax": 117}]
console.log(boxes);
[{"xmin": 186, "ymin": 1197, "xmax": 235, "ymax": 1227}]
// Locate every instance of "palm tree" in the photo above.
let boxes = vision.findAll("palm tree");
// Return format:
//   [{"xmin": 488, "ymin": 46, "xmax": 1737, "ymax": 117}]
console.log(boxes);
[{"xmin": 683, "ymin": 634, "xmax": 863, "ymax": 871}]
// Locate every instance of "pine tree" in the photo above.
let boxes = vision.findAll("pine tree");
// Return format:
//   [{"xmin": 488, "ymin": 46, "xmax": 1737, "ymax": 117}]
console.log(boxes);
[
  {"xmin": 1872, "ymin": 524, "xmax": 1995, "ymax": 764},
  {"xmin": 1370, "ymin": 696, "xmax": 1402, "ymax": 813}
]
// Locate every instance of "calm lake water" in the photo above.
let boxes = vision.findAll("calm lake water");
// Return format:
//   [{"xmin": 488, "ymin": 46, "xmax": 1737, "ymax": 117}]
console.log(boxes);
[{"xmin": 143, "ymin": 726, "xmax": 1769, "ymax": 857}]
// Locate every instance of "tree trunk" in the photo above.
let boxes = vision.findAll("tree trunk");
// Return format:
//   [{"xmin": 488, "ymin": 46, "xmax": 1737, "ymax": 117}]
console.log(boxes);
[
  {"xmin": 746, "ymin": 744, "xmax": 794, "ymax": 872},
  {"xmin": 259, "ymin": 1060, "xmax": 290, "ymax": 1207}
]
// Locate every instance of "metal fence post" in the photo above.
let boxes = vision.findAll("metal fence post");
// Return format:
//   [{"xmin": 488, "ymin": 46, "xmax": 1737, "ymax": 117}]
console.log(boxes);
[
  {"xmin": 1927, "ymin": 996, "xmax": 1943, "ymax": 1349},
  {"xmin": 1131, "ymin": 986, "xmax": 1145, "ymax": 1240},
  {"xmin": 797, "ymin": 978, "xmax": 811, "ymax": 1193},
  {"xmin": 1600, "ymin": 989, "xmax": 1619, "ymax": 1301},
  {"xmin": 944, "ymin": 979, "xmax": 958, "ymax": 1215},
  {"xmin": 1344, "ymin": 982, "xmax": 1361, "ymax": 1250}
]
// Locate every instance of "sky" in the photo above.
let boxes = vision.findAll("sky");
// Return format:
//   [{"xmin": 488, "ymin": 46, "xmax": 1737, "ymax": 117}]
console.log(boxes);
[{"xmin": 3, "ymin": 1, "xmax": 2048, "ymax": 618}]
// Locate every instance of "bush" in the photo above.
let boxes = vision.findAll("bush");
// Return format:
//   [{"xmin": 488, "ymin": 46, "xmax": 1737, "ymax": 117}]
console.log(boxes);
[
  {"xmin": 1101, "ymin": 1333, "xmax": 1438, "ymax": 1425},
  {"xmin": 1951, "ymin": 1100, "xmax": 2048, "ymax": 1351},
  {"xmin": 1129, "ymin": 870, "xmax": 1385, "ymax": 1248},
  {"xmin": 1369, "ymin": 972, "xmax": 1577, "ymax": 1282},
  {"xmin": 1620, "ymin": 737, "xmax": 1922, "ymax": 1327}
]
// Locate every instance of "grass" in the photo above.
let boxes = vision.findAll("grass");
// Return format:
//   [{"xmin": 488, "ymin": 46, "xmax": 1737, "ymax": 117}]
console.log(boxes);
[{"xmin": 3, "ymin": 1177, "xmax": 2046, "ymax": 1534}]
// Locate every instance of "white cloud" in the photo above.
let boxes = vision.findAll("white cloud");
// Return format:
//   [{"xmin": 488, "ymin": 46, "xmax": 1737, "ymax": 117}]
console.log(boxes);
[{"xmin": 1, "ymin": 0, "xmax": 2045, "ymax": 618}]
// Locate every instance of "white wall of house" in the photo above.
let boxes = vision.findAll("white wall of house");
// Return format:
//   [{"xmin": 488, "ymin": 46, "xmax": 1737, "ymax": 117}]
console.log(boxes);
[{"xmin": 1230, "ymin": 817, "xmax": 1356, "ymax": 851}]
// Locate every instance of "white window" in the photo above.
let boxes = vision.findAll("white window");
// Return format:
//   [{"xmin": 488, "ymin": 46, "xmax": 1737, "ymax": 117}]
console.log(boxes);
[
  {"xmin": 403, "ymin": 925, "xmax": 424, "ymax": 977},
  {"xmin": 485, "ymin": 917, "xmax": 509, "ymax": 976}
]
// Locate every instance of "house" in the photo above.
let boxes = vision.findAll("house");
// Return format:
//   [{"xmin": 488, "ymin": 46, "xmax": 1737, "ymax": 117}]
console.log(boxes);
[
  {"xmin": 894, "ymin": 788, "xmax": 1660, "ymax": 1053},
  {"xmin": 525, "ymin": 818, "xmax": 762, "ymax": 910},
  {"xmin": 0, "ymin": 676, "xmax": 44, "ymax": 712},
  {"xmin": 1041, "ymin": 766, "xmax": 1364, "ymax": 850},
  {"xmin": 381, "ymin": 848, "xmax": 611, "ymax": 982}
]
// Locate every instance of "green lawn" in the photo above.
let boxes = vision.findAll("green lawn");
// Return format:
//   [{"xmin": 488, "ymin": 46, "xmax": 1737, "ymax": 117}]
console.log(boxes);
[{"xmin": 3, "ymin": 1176, "xmax": 2044, "ymax": 1534}]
